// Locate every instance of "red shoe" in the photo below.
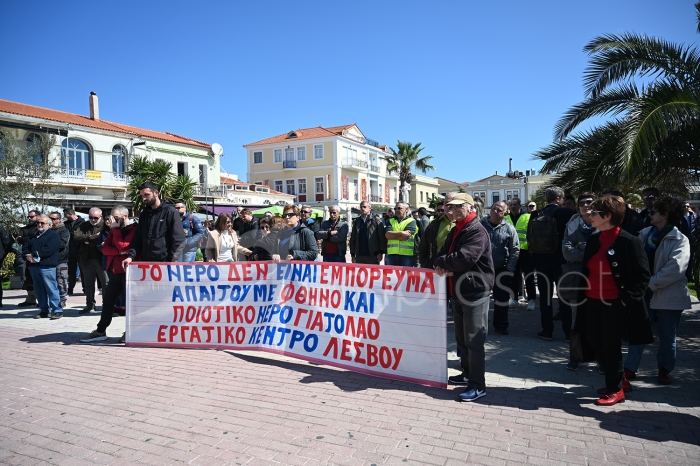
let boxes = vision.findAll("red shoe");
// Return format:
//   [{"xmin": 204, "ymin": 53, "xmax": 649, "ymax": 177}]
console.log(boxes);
[
  {"xmin": 596, "ymin": 389, "xmax": 625, "ymax": 406},
  {"xmin": 623, "ymin": 368, "xmax": 636, "ymax": 380},
  {"xmin": 597, "ymin": 377, "xmax": 632, "ymax": 395}
]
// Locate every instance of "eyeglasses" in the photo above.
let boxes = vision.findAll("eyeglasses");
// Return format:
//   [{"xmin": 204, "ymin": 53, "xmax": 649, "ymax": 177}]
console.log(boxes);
[
  {"xmin": 112, "ymin": 216, "xmax": 123, "ymax": 221},
  {"xmin": 590, "ymin": 210, "xmax": 604, "ymax": 216},
  {"xmin": 49, "ymin": 217, "xmax": 61, "ymax": 221},
  {"xmin": 28, "ymin": 215, "xmax": 36, "ymax": 219},
  {"xmin": 446, "ymin": 203, "xmax": 466, "ymax": 210},
  {"xmin": 282, "ymin": 213, "xmax": 297, "ymax": 218},
  {"xmin": 225, "ymin": 221, "xmax": 232, "ymax": 225},
  {"xmin": 36, "ymin": 221, "xmax": 48, "ymax": 225},
  {"xmin": 301, "ymin": 210, "xmax": 311, "ymax": 214},
  {"xmin": 360, "ymin": 205, "xmax": 370, "ymax": 209},
  {"xmin": 578, "ymin": 199, "xmax": 594, "ymax": 207},
  {"xmin": 89, "ymin": 216, "xmax": 100, "ymax": 220},
  {"xmin": 642, "ymin": 195, "xmax": 656, "ymax": 200},
  {"xmin": 436, "ymin": 209, "xmax": 445, "ymax": 213}
]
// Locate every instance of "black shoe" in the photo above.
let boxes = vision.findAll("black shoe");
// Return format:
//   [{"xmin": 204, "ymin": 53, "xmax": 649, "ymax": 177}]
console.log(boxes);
[
  {"xmin": 552, "ymin": 312, "xmax": 561, "ymax": 321},
  {"xmin": 50, "ymin": 313, "xmax": 63, "ymax": 320},
  {"xmin": 68, "ymin": 290, "xmax": 74, "ymax": 296},
  {"xmin": 537, "ymin": 331, "xmax": 553, "ymax": 341},
  {"xmin": 79, "ymin": 305, "xmax": 95, "ymax": 314},
  {"xmin": 494, "ymin": 328, "xmax": 509, "ymax": 335},
  {"xmin": 18, "ymin": 301, "xmax": 37, "ymax": 307},
  {"xmin": 34, "ymin": 313, "xmax": 49, "ymax": 319},
  {"xmin": 448, "ymin": 373, "xmax": 470, "ymax": 386}
]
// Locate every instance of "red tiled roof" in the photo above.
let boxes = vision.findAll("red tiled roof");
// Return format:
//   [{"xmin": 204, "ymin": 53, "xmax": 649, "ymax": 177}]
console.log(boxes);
[
  {"xmin": 0, "ymin": 98, "xmax": 211, "ymax": 149},
  {"xmin": 244, "ymin": 124, "xmax": 356, "ymax": 146}
]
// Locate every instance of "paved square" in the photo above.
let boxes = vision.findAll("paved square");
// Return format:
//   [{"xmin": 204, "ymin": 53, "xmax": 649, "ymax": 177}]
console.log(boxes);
[{"xmin": 1, "ymin": 288, "xmax": 698, "ymax": 465}]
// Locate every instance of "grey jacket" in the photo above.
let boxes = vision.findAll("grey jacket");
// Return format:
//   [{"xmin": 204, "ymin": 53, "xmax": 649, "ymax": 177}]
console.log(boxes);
[
  {"xmin": 480, "ymin": 216, "xmax": 519, "ymax": 272},
  {"xmin": 562, "ymin": 214, "xmax": 597, "ymax": 264},
  {"xmin": 316, "ymin": 219, "xmax": 349, "ymax": 257},
  {"xmin": 639, "ymin": 226, "xmax": 692, "ymax": 310}
]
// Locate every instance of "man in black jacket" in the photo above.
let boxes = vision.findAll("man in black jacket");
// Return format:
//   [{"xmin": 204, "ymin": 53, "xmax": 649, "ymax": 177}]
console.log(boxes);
[
  {"xmin": 234, "ymin": 208, "xmax": 259, "ymax": 252},
  {"xmin": 63, "ymin": 208, "xmax": 84, "ymax": 294},
  {"xmin": 22, "ymin": 215, "xmax": 63, "ymax": 319},
  {"xmin": 124, "ymin": 182, "xmax": 185, "ymax": 267},
  {"xmin": 0, "ymin": 224, "xmax": 12, "ymax": 308},
  {"xmin": 528, "ymin": 186, "xmax": 575, "ymax": 342},
  {"xmin": 316, "ymin": 205, "xmax": 349, "ymax": 263},
  {"xmin": 350, "ymin": 201, "xmax": 386, "ymax": 265},
  {"xmin": 16, "ymin": 209, "xmax": 41, "ymax": 307},
  {"xmin": 434, "ymin": 193, "xmax": 494, "ymax": 402},
  {"xmin": 74, "ymin": 207, "xmax": 109, "ymax": 314},
  {"xmin": 49, "ymin": 212, "xmax": 70, "ymax": 309}
]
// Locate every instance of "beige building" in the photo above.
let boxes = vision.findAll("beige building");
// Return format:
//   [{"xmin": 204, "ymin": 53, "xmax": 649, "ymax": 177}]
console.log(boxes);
[
  {"xmin": 435, "ymin": 176, "xmax": 469, "ymax": 197},
  {"xmin": 0, "ymin": 94, "xmax": 221, "ymax": 213},
  {"xmin": 244, "ymin": 124, "xmax": 399, "ymax": 211},
  {"xmin": 467, "ymin": 169, "xmax": 552, "ymax": 207},
  {"xmin": 409, "ymin": 174, "xmax": 440, "ymax": 209}
]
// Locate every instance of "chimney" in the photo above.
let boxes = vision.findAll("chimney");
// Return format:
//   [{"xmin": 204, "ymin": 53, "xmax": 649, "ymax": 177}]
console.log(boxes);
[
  {"xmin": 509, "ymin": 158, "xmax": 513, "ymax": 172},
  {"xmin": 89, "ymin": 92, "xmax": 99, "ymax": 120}
]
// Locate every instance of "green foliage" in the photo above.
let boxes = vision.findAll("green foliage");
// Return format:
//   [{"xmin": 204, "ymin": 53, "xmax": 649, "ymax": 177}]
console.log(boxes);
[
  {"xmin": 458, "ymin": 185, "xmax": 465, "ymax": 193},
  {"xmin": 126, "ymin": 156, "xmax": 198, "ymax": 214},
  {"xmin": 0, "ymin": 130, "xmax": 62, "ymax": 236},
  {"xmin": 428, "ymin": 196, "xmax": 444, "ymax": 209},
  {"xmin": 195, "ymin": 249, "xmax": 203, "ymax": 262},
  {"xmin": 383, "ymin": 141, "xmax": 436, "ymax": 202},
  {"xmin": 1, "ymin": 252, "xmax": 15, "ymax": 281}
]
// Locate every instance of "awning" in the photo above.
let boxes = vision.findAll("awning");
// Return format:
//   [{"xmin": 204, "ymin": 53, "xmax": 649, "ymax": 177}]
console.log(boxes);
[{"xmin": 200, "ymin": 205, "xmax": 237, "ymax": 217}]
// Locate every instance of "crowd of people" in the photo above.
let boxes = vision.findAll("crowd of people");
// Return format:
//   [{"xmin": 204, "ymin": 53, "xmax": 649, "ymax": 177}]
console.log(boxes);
[{"xmin": 0, "ymin": 180, "xmax": 696, "ymax": 406}]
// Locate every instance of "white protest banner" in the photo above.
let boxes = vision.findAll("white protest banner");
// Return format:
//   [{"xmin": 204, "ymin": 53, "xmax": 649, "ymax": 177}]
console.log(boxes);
[{"xmin": 126, "ymin": 261, "xmax": 447, "ymax": 387}]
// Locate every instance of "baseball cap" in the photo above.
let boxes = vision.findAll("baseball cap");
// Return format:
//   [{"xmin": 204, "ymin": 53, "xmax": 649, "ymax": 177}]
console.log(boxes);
[{"xmin": 446, "ymin": 193, "xmax": 475, "ymax": 205}]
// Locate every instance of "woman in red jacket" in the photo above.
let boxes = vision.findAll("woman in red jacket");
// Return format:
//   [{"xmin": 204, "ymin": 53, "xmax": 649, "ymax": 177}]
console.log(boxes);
[{"xmin": 81, "ymin": 206, "xmax": 138, "ymax": 343}]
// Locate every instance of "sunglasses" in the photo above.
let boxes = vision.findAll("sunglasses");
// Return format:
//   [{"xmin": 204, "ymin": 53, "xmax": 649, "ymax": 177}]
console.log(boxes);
[
  {"xmin": 282, "ymin": 213, "xmax": 297, "ymax": 218},
  {"xmin": 590, "ymin": 210, "xmax": 604, "ymax": 216},
  {"xmin": 112, "ymin": 216, "xmax": 123, "ymax": 221},
  {"xmin": 301, "ymin": 210, "xmax": 311, "ymax": 214},
  {"xmin": 36, "ymin": 221, "xmax": 48, "ymax": 225},
  {"xmin": 446, "ymin": 203, "xmax": 465, "ymax": 210},
  {"xmin": 28, "ymin": 215, "xmax": 36, "ymax": 219},
  {"xmin": 578, "ymin": 199, "xmax": 594, "ymax": 207},
  {"xmin": 436, "ymin": 209, "xmax": 445, "ymax": 213},
  {"xmin": 642, "ymin": 195, "xmax": 656, "ymax": 200},
  {"xmin": 49, "ymin": 217, "xmax": 61, "ymax": 221},
  {"xmin": 89, "ymin": 216, "xmax": 100, "ymax": 220},
  {"xmin": 360, "ymin": 205, "xmax": 370, "ymax": 209}
]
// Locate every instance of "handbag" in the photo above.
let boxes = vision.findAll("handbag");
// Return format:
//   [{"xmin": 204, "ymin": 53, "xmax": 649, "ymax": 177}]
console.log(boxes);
[
  {"xmin": 569, "ymin": 330, "xmax": 596, "ymax": 363},
  {"xmin": 558, "ymin": 262, "xmax": 583, "ymax": 302}
]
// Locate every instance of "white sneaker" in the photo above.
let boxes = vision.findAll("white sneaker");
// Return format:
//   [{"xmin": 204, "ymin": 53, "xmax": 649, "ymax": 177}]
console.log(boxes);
[
  {"xmin": 527, "ymin": 300, "xmax": 536, "ymax": 311},
  {"xmin": 508, "ymin": 299, "xmax": 519, "ymax": 307}
]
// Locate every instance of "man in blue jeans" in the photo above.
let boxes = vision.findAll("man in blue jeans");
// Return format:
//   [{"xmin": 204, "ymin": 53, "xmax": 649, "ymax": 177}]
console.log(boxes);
[
  {"xmin": 385, "ymin": 202, "xmax": 416, "ymax": 267},
  {"xmin": 22, "ymin": 215, "xmax": 63, "ymax": 320}
]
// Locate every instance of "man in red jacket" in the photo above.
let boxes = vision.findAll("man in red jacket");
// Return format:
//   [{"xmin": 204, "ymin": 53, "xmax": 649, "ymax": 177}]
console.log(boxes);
[{"xmin": 80, "ymin": 206, "xmax": 137, "ymax": 343}]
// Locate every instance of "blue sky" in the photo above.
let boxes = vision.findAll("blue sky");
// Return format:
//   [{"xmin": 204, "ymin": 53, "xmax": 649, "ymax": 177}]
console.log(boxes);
[{"xmin": 1, "ymin": 1, "xmax": 696, "ymax": 183}]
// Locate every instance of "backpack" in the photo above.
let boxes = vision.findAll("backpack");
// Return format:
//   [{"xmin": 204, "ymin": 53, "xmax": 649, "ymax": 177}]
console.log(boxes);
[{"xmin": 527, "ymin": 206, "xmax": 560, "ymax": 254}]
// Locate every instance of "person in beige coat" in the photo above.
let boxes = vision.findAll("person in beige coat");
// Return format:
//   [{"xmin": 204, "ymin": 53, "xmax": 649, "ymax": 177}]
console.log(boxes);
[{"xmin": 205, "ymin": 213, "xmax": 252, "ymax": 262}]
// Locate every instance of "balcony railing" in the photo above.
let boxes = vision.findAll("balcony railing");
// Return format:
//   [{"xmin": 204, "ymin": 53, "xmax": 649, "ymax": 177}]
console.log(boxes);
[
  {"xmin": 370, "ymin": 164, "xmax": 380, "ymax": 173},
  {"xmin": 52, "ymin": 168, "xmax": 129, "ymax": 186},
  {"xmin": 370, "ymin": 195, "xmax": 380, "ymax": 203},
  {"xmin": 342, "ymin": 158, "xmax": 368, "ymax": 169},
  {"xmin": 283, "ymin": 160, "xmax": 296, "ymax": 169}
]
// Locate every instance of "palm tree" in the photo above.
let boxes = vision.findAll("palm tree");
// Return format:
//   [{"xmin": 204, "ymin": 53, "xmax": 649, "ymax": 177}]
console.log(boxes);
[
  {"xmin": 535, "ymin": 13, "xmax": 700, "ymax": 192},
  {"xmin": 383, "ymin": 141, "xmax": 436, "ymax": 203},
  {"xmin": 126, "ymin": 156, "xmax": 198, "ymax": 214}
]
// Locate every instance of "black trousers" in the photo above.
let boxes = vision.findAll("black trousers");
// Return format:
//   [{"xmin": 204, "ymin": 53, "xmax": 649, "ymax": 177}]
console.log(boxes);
[
  {"xmin": 511, "ymin": 250, "xmax": 536, "ymax": 300},
  {"xmin": 583, "ymin": 298, "xmax": 627, "ymax": 392},
  {"xmin": 96, "ymin": 273, "xmax": 126, "ymax": 333},
  {"xmin": 492, "ymin": 267, "xmax": 512, "ymax": 331},
  {"xmin": 534, "ymin": 260, "xmax": 572, "ymax": 336},
  {"xmin": 68, "ymin": 254, "xmax": 79, "ymax": 292}
]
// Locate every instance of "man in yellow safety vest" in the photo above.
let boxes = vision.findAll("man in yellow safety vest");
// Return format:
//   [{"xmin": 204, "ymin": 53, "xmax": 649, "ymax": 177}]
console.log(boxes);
[
  {"xmin": 505, "ymin": 198, "xmax": 536, "ymax": 311},
  {"xmin": 385, "ymin": 202, "xmax": 417, "ymax": 267}
]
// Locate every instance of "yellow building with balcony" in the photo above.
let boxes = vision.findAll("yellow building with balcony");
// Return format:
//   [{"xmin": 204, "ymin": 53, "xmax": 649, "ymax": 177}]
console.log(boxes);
[{"xmin": 244, "ymin": 124, "xmax": 399, "ymax": 211}]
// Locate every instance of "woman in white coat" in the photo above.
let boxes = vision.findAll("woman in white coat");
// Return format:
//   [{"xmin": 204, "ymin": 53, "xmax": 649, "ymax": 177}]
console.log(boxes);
[
  {"xmin": 624, "ymin": 196, "xmax": 691, "ymax": 385},
  {"xmin": 205, "ymin": 213, "xmax": 252, "ymax": 262}
]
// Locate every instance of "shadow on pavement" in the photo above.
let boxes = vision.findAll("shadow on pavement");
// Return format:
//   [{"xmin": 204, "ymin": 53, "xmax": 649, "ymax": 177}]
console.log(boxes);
[
  {"xmin": 485, "ymin": 385, "xmax": 700, "ymax": 446},
  {"xmin": 228, "ymin": 351, "xmax": 460, "ymax": 401},
  {"xmin": 19, "ymin": 331, "xmax": 87, "ymax": 345}
]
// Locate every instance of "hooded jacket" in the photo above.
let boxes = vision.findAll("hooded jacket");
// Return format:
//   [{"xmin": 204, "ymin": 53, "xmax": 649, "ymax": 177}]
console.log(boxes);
[
  {"xmin": 480, "ymin": 216, "xmax": 519, "ymax": 272},
  {"xmin": 101, "ymin": 222, "xmax": 138, "ymax": 274},
  {"xmin": 639, "ymin": 226, "xmax": 692, "ymax": 310},
  {"xmin": 128, "ymin": 200, "xmax": 185, "ymax": 262}
]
